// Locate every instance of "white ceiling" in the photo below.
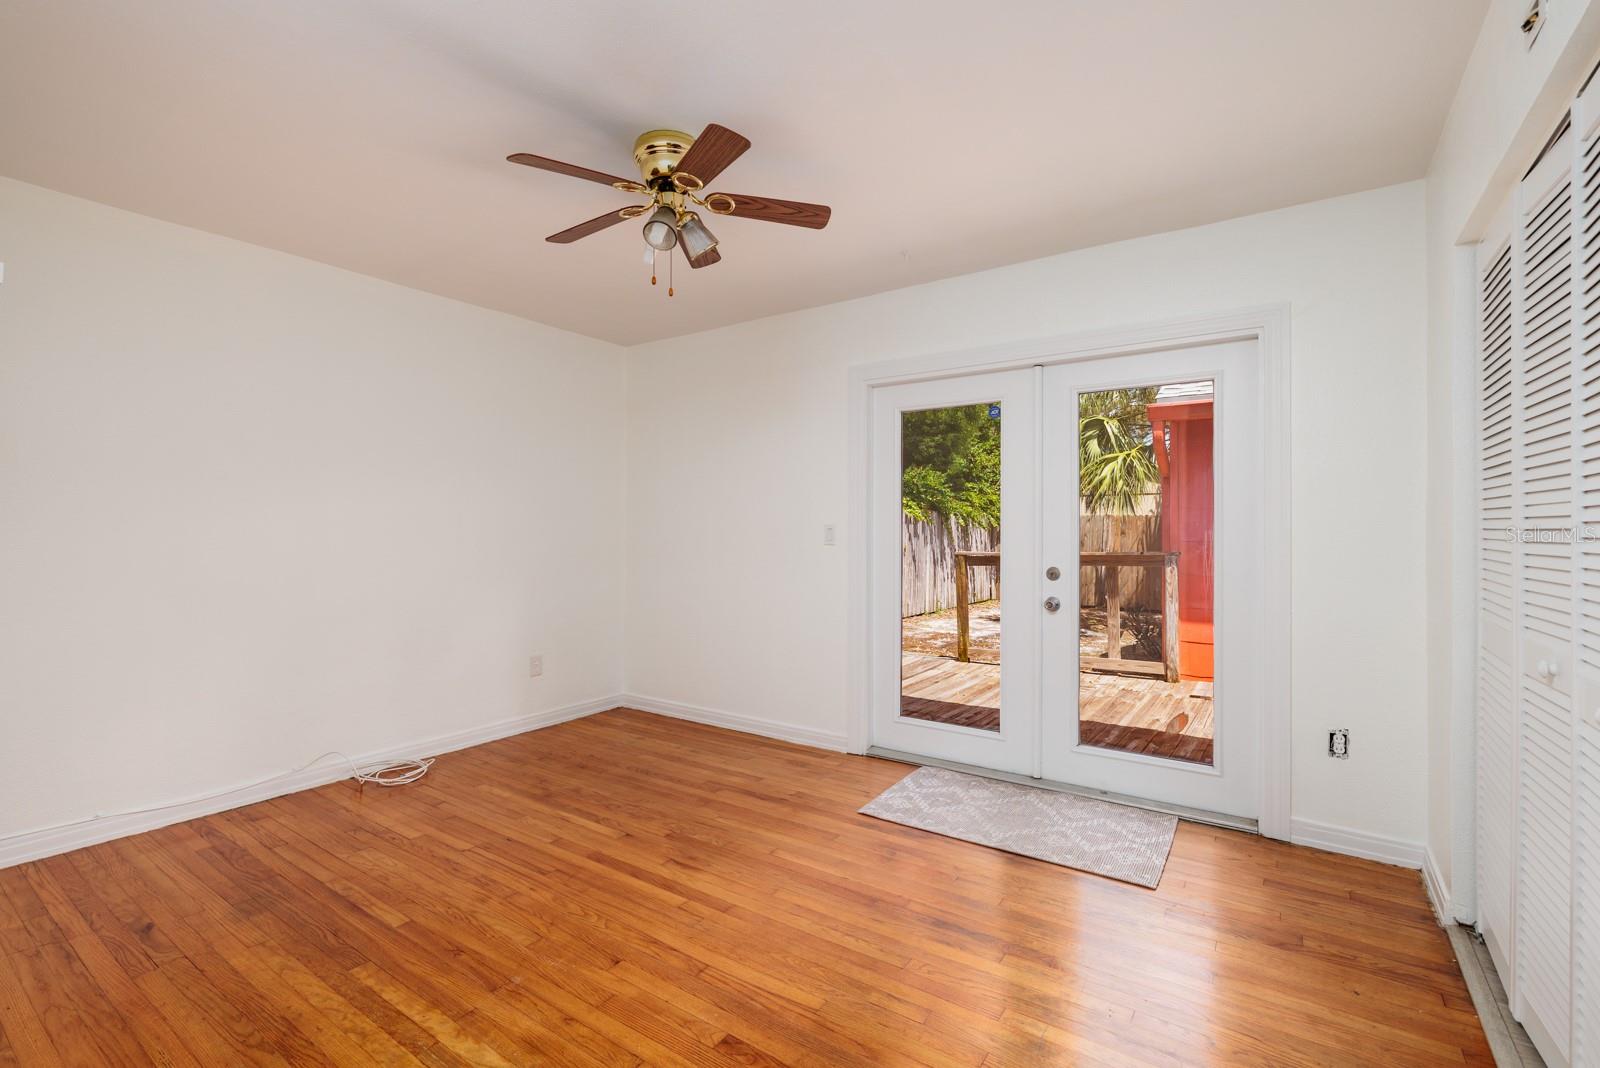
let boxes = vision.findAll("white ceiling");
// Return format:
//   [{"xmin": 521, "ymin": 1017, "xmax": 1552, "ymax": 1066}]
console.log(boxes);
[{"xmin": 0, "ymin": 1, "xmax": 1485, "ymax": 346}]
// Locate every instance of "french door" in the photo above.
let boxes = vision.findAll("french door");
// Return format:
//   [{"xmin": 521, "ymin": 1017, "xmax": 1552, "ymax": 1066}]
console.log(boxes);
[
  {"xmin": 1039, "ymin": 341, "xmax": 1263, "ymax": 818},
  {"xmin": 869, "ymin": 340, "xmax": 1266, "ymax": 823},
  {"xmin": 869, "ymin": 369, "xmax": 1040, "ymax": 774}
]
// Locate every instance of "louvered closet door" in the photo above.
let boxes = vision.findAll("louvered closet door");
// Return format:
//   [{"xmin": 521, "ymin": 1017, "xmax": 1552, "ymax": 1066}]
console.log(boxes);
[
  {"xmin": 1573, "ymin": 99, "xmax": 1600, "ymax": 1068},
  {"xmin": 1514, "ymin": 131, "xmax": 1576, "ymax": 1065},
  {"xmin": 1476, "ymin": 206, "xmax": 1517, "ymax": 982}
]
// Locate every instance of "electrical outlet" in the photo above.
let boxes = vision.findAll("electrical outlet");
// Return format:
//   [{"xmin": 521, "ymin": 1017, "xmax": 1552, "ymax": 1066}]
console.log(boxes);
[
  {"xmin": 529, "ymin": 654, "xmax": 543, "ymax": 678},
  {"xmin": 1328, "ymin": 729, "xmax": 1349, "ymax": 759}
]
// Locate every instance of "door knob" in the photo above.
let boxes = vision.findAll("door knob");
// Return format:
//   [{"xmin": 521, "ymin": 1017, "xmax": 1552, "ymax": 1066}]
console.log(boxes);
[{"xmin": 1043, "ymin": 596, "xmax": 1061, "ymax": 612}]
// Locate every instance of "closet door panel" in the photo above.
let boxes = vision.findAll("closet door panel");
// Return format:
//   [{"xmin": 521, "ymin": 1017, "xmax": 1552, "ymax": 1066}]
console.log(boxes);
[
  {"xmin": 1573, "ymin": 112, "xmax": 1600, "ymax": 1068},
  {"xmin": 1515, "ymin": 137, "xmax": 1576, "ymax": 1063},
  {"xmin": 1477, "ymin": 225, "xmax": 1518, "ymax": 973},
  {"xmin": 1472, "ymin": 219, "xmax": 1510, "ymax": 978}
]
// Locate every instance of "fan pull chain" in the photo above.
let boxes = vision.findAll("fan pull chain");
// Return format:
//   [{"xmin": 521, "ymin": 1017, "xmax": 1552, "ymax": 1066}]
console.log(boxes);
[
  {"xmin": 651, "ymin": 249, "xmax": 657, "ymax": 287},
  {"xmin": 668, "ymin": 246, "xmax": 674, "ymax": 297}
]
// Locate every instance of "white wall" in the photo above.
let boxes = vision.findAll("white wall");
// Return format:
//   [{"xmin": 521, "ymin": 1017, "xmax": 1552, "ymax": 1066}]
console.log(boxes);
[
  {"xmin": 0, "ymin": 159, "xmax": 1470, "ymax": 867},
  {"xmin": 1423, "ymin": 0, "xmax": 1600, "ymax": 917},
  {"xmin": 0, "ymin": 177, "xmax": 626, "ymax": 845},
  {"xmin": 624, "ymin": 182, "xmax": 1431, "ymax": 850}
]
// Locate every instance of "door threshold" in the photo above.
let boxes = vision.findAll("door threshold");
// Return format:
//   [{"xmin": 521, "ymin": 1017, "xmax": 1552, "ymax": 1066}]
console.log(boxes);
[{"xmin": 864, "ymin": 746, "xmax": 1259, "ymax": 834}]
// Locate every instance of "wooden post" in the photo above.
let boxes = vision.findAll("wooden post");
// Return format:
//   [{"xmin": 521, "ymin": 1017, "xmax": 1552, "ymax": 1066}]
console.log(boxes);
[
  {"xmin": 1162, "ymin": 551, "xmax": 1180, "ymax": 683},
  {"xmin": 1078, "ymin": 551, "xmax": 1174, "ymax": 679},
  {"xmin": 954, "ymin": 552, "xmax": 971, "ymax": 663},
  {"xmin": 1104, "ymin": 564, "xmax": 1121, "ymax": 659}
]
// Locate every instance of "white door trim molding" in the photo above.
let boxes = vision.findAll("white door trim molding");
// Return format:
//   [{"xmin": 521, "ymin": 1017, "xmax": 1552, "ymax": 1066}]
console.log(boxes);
[
  {"xmin": 845, "ymin": 304, "xmax": 1293, "ymax": 841},
  {"xmin": 1449, "ymin": 240, "xmax": 1480, "ymax": 927}
]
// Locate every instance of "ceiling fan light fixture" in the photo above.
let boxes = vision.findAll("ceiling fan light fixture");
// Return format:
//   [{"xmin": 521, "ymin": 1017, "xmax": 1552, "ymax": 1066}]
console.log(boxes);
[
  {"xmin": 642, "ymin": 206, "xmax": 678, "ymax": 251},
  {"xmin": 677, "ymin": 212, "xmax": 719, "ymax": 260},
  {"xmin": 513, "ymin": 123, "xmax": 831, "ymax": 269}
]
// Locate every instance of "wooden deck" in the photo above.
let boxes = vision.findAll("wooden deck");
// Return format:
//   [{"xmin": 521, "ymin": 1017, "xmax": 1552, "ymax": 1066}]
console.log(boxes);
[
  {"xmin": 0, "ymin": 709, "xmax": 1491, "ymax": 1066},
  {"xmin": 900, "ymin": 653, "xmax": 1003, "ymax": 729},
  {"xmin": 901, "ymin": 653, "xmax": 1215, "ymax": 764}
]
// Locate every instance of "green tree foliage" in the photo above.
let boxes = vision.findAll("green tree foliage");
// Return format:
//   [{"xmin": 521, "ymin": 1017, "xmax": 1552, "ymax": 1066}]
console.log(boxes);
[
  {"xmin": 901, "ymin": 404, "xmax": 1001, "ymax": 528},
  {"xmin": 1079, "ymin": 387, "xmax": 1160, "ymax": 514},
  {"xmin": 899, "ymin": 389, "xmax": 1162, "ymax": 526}
]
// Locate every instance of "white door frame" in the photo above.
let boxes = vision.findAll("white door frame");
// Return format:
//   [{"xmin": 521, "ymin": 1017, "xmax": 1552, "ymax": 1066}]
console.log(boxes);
[{"xmin": 845, "ymin": 305, "xmax": 1293, "ymax": 841}]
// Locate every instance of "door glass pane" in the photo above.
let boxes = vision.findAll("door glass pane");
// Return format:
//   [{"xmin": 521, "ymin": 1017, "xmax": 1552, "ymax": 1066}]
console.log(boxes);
[
  {"xmin": 1077, "ymin": 382, "xmax": 1214, "ymax": 765},
  {"xmin": 900, "ymin": 403, "xmax": 1002, "ymax": 731}
]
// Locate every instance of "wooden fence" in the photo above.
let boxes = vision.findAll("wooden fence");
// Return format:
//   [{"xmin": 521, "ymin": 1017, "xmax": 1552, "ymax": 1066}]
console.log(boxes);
[
  {"xmin": 902, "ymin": 513, "xmax": 998, "ymax": 616},
  {"xmin": 902, "ymin": 511, "xmax": 1161, "ymax": 617},
  {"xmin": 1080, "ymin": 514, "xmax": 1162, "ymax": 611}
]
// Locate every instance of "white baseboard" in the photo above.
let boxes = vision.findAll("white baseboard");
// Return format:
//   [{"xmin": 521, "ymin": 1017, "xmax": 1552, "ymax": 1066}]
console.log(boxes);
[
  {"xmin": 0, "ymin": 694, "xmax": 621, "ymax": 871},
  {"xmin": 621, "ymin": 693, "xmax": 851, "ymax": 752},
  {"xmin": 1421, "ymin": 847, "xmax": 1451, "ymax": 926},
  {"xmin": 1289, "ymin": 817, "xmax": 1424, "ymax": 869}
]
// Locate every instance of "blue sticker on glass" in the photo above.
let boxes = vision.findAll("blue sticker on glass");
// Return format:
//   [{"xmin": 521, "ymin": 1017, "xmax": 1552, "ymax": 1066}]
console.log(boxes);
[{"xmin": 987, "ymin": 404, "xmax": 1001, "ymax": 419}]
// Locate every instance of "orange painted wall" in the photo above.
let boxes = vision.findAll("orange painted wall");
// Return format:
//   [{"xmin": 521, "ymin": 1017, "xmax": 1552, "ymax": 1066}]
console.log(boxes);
[{"xmin": 1147, "ymin": 398, "xmax": 1214, "ymax": 682}]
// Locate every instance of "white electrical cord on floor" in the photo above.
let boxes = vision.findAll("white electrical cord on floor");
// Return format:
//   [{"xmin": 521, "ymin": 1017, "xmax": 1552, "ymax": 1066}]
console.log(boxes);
[
  {"xmin": 334, "ymin": 753, "xmax": 435, "ymax": 786},
  {"xmin": 0, "ymin": 750, "xmax": 435, "ymax": 843}
]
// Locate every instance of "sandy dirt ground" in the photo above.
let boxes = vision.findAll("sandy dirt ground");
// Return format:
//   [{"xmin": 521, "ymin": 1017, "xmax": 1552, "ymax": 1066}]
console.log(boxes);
[{"xmin": 900, "ymin": 603, "xmax": 1164, "ymax": 667}]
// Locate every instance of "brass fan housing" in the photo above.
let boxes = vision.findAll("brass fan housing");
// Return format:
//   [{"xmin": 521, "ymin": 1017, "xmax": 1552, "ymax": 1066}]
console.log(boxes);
[{"xmin": 633, "ymin": 129, "xmax": 695, "ymax": 184}]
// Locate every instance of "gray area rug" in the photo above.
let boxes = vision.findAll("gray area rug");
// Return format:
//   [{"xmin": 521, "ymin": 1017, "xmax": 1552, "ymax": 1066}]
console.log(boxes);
[{"xmin": 859, "ymin": 766, "xmax": 1178, "ymax": 888}]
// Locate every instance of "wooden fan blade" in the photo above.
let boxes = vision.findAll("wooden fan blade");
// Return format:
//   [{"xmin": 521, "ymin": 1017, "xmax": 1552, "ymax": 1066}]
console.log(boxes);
[
  {"xmin": 686, "ymin": 246, "xmax": 721, "ymax": 269},
  {"xmin": 546, "ymin": 209, "xmax": 631, "ymax": 244},
  {"xmin": 674, "ymin": 125, "xmax": 750, "ymax": 186},
  {"xmin": 718, "ymin": 194, "xmax": 831, "ymax": 229},
  {"xmin": 508, "ymin": 153, "xmax": 635, "ymax": 188}
]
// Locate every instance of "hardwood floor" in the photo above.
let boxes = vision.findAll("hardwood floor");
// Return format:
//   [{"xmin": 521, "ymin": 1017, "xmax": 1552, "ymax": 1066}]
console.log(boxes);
[{"xmin": 0, "ymin": 709, "xmax": 1489, "ymax": 1066}]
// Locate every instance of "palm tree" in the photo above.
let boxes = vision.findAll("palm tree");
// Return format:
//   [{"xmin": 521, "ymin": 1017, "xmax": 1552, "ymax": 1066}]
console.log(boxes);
[{"xmin": 1079, "ymin": 388, "xmax": 1160, "ymax": 513}]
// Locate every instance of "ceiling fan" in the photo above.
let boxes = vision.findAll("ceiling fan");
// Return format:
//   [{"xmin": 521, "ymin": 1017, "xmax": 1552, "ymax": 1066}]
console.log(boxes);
[{"xmin": 507, "ymin": 124, "xmax": 831, "ymax": 285}]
